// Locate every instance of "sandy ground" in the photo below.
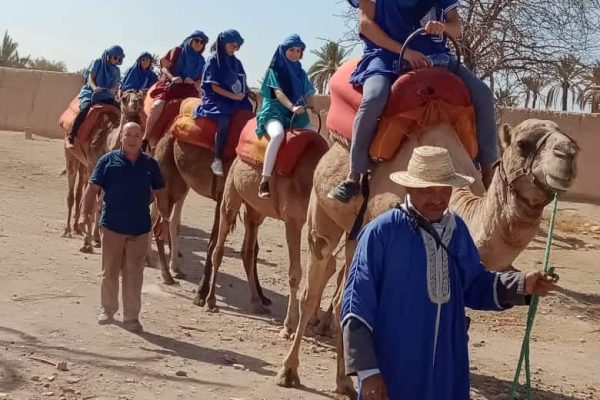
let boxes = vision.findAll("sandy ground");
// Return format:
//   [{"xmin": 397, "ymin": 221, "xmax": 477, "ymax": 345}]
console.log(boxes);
[{"xmin": 0, "ymin": 130, "xmax": 598, "ymax": 400}]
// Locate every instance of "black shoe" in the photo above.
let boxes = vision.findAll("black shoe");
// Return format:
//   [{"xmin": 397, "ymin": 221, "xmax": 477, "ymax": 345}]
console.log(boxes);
[
  {"xmin": 327, "ymin": 180, "xmax": 360, "ymax": 203},
  {"xmin": 258, "ymin": 181, "xmax": 270, "ymax": 199}
]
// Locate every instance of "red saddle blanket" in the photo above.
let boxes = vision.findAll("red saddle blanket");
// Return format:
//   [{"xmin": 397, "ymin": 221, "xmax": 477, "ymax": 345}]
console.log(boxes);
[
  {"xmin": 327, "ymin": 59, "xmax": 478, "ymax": 160},
  {"xmin": 143, "ymin": 83, "xmax": 189, "ymax": 142},
  {"xmin": 236, "ymin": 118, "xmax": 329, "ymax": 176},
  {"xmin": 170, "ymin": 98, "xmax": 254, "ymax": 161},
  {"xmin": 59, "ymin": 97, "xmax": 120, "ymax": 144}
]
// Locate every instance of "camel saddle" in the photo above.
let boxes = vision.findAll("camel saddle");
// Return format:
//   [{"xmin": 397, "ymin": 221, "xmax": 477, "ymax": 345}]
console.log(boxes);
[
  {"xmin": 143, "ymin": 82, "xmax": 187, "ymax": 142},
  {"xmin": 236, "ymin": 118, "xmax": 329, "ymax": 177},
  {"xmin": 327, "ymin": 58, "xmax": 478, "ymax": 161},
  {"xmin": 170, "ymin": 98, "xmax": 254, "ymax": 161},
  {"xmin": 59, "ymin": 96, "xmax": 120, "ymax": 145}
]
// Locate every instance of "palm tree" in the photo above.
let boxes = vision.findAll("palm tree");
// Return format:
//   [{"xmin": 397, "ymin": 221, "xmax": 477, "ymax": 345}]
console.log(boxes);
[
  {"xmin": 494, "ymin": 87, "xmax": 519, "ymax": 107},
  {"xmin": 578, "ymin": 61, "xmax": 600, "ymax": 113},
  {"xmin": 0, "ymin": 31, "xmax": 29, "ymax": 68},
  {"xmin": 545, "ymin": 55, "xmax": 586, "ymax": 111},
  {"xmin": 28, "ymin": 57, "xmax": 67, "ymax": 72},
  {"xmin": 520, "ymin": 74, "xmax": 546, "ymax": 109},
  {"xmin": 307, "ymin": 41, "xmax": 351, "ymax": 94}
]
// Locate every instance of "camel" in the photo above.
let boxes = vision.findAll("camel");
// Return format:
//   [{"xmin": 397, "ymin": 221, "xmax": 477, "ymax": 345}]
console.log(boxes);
[
  {"xmin": 275, "ymin": 119, "xmax": 579, "ymax": 397},
  {"xmin": 62, "ymin": 103, "xmax": 119, "ymax": 244},
  {"xmin": 202, "ymin": 129, "xmax": 328, "ymax": 337},
  {"xmin": 153, "ymin": 133, "xmax": 228, "ymax": 286}
]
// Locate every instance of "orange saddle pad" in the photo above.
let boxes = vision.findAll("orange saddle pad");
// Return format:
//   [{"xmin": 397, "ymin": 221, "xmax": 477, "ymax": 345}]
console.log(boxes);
[
  {"xmin": 59, "ymin": 97, "xmax": 120, "ymax": 145},
  {"xmin": 171, "ymin": 98, "xmax": 254, "ymax": 161},
  {"xmin": 327, "ymin": 59, "xmax": 478, "ymax": 160},
  {"xmin": 236, "ymin": 118, "xmax": 329, "ymax": 176}
]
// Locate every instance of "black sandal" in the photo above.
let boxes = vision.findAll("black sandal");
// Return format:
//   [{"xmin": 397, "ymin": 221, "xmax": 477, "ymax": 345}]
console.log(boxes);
[{"xmin": 258, "ymin": 181, "xmax": 270, "ymax": 199}]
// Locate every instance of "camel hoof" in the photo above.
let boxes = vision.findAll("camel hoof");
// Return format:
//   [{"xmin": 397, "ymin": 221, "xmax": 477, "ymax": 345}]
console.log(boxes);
[
  {"xmin": 275, "ymin": 366, "xmax": 300, "ymax": 388},
  {"xmin": 162, "ymin": 275, "xmax": 178, "ymax": 286},
  {"xmin": 61, "ymin": 228, "xmax": 72, "ymax": 238},
  {"xmin": 278, "ymin": 327, "xmax": 294, "ymax": 340},
  {"xmin": 80, "ymin": 244, "xmax": 94, "ymax": 254},
  {"xmin": 173, "ymin": 271, "xmax": 186, "ymax": 279},
  {"xmin": 93, "ymin": 240, "xmax": 101, "ymax": 248},
  {"xmin": 261, "ymin": 296, "xmax": 273, "ymax": 306},
  {"xmin": 252, "ymin": 303, "xmax": 271, "ymax": 315},
  {"xmin": 206, "ymin": 305, "xmax": 219, "ymax": 313},
  {"xmin": 192, "ymin": 295, "xmax": 205, "ymax": 307}
]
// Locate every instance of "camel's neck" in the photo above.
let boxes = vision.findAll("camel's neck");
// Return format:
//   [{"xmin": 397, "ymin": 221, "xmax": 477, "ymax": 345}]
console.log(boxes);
[{"xmin": 452, "ymin": 168, "xmax": 543, "ymax": 271}]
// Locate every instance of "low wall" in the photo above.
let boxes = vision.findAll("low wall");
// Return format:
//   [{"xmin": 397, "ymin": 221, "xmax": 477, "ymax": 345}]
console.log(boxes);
[
  {"xmin": 0, "ymin": 68, "xmax": 597, "ymax": 202},
  {"xmin": 0, "ymin": 67, "xmax": 82, "ymax": 138}
]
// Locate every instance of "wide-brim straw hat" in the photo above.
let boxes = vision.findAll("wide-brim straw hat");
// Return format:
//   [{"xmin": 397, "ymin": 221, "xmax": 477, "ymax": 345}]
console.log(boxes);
[{"xmin": 389, "ymin": 146, "xmax": 475, "ymax": 188}]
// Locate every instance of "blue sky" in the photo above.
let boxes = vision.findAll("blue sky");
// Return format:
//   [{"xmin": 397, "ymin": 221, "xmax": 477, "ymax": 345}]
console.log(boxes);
[{"xmin": 1, "ymin": 0, "xmax": 361, "ymax": 86}]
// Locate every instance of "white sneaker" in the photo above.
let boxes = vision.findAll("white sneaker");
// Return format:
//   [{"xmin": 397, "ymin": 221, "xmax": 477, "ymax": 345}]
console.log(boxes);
[{"xmin": 211, "ymin": 159, "xmax": 224, "ymax": 176}]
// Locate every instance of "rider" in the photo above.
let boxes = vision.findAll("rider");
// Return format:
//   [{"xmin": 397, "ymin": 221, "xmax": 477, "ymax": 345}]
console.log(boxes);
[
  {"xmin": 255, "ymin": 34, "xmax": 316, "ymax": 199},
  {"xmin": 120, "ymin": 52, "xmax": 158, "ymax": 92},
  {"xmin": 194, "ymin": 29, "xmax": 253, "ymax": 177},
  {"xmin": 66, "ymin": 45, "xmax": 124, "ymax": 147},
  {"xmin": 328, "ymin": 0, "xmax": 497, "ymax": 202},
  {"xmin": 141, "ymin": 31, "xmax": 208, "ymax": 150}
]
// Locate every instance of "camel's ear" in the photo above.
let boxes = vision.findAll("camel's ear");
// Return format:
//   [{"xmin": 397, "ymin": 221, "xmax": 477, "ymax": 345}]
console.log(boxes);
[{"xmin": 499, "ymin": 123, "xmax": 512, "ymax": 150}]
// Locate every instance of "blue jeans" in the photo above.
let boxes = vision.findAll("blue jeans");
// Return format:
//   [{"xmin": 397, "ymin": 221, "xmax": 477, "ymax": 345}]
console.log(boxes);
[{"xmin": 212, "ymin": 114, "xmax": 231, "ymax": 159}]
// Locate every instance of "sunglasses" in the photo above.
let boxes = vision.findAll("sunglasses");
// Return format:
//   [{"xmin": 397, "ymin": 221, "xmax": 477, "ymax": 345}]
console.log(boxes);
[
  {"xmin": 192, "ymin": 38, "xmax": 206, "ymax": 44},
  {"xmin": 110, "ymin": 56, "xmax": 122, "ymax": 62}
]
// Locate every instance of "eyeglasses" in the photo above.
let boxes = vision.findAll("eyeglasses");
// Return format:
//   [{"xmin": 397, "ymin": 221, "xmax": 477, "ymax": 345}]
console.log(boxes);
[
  {"xmin": 192, "ymin": 38, "xmax": 206, "ymax": 44},
  {"xmin": 110, "ymin": 56, "xmax": 122, "ymax": 62}
]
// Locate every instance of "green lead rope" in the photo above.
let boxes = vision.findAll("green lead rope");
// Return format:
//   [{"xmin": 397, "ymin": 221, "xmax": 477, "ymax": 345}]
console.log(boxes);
[{"xmin": 510, "ymin": 192, "xmax": 559, "ymax": 399}]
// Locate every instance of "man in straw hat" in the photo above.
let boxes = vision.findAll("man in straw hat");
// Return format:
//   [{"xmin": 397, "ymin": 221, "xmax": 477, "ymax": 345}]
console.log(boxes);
[{"xmin": 341, "ymin": 146, "xmax": 558, "ymax": 400}]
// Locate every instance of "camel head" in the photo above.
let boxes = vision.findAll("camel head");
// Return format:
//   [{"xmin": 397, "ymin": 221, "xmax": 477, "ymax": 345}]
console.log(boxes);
[
  {"xmin": 498, "ymin": 119, "xmax": 579, "ymax": 211},
  {"xmin": 120, "ymin": 90, "xmax": 144, "ymax": 119}
]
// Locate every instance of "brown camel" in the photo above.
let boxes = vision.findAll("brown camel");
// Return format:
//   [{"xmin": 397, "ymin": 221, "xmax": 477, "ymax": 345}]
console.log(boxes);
[
  {"xmin": 62, "ymin": 104, "xmax": 119, "ymax": 244},
  {"xmin": 202, "ymin": 133, "xmax": 328, "ymax": 336},
  {"xmin": 276, "ymin": 119, "xmax": 579, "ymax": 398}
]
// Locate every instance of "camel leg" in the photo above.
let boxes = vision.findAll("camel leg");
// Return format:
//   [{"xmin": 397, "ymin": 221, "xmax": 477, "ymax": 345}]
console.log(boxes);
[
  {"xmin": 63, "ymin": 157, "xmax": 77, "ymax": 238},
  {"xmin": 332, "ymin": 240, "xmax": 358, "ymax": 399},
  {"xmin": 193, "ymin": 192, "xmax": 226, "ymax": 306},
  {"xmin": 276, "ymin": 197, "xmax": 342, "ymax": 387},
  {"xmin": 155, "ymin": 217, "xmax": 176, "ymax": 286},
  {"xmin": 240, "ymin": 206, "xmax": 269, "ymax": 314},
  {"xmin": 198, "ymin": 177, "xmax": 241, "ymax": 310},
  {"xmin": 307, "ymin": 257, "xmax": 338, "ymax": 328},
  {"xmin": 252, "ymin": 241, "xmax": 272, "ymax": 306},
  {"xmin": 279, "ymin": 219, "xmax": 303, "ymax": 338},
  {"xmin": 169, "ymin": 193, "xmax": 187, "ymax": 278},
  {"xmin": 92, "ymin": 192, "xmax": 103, "ymax": 247},
  {"xmin": 73, "ymin": 166, "xmax": 86, "ymax": 236},
  {"xmin": 314, "ymin": 266, "xmax": 345, "ymax": 338},
  {"xmin": 80, "ymin": 189, "xmax": 99, "ymax": 254}
]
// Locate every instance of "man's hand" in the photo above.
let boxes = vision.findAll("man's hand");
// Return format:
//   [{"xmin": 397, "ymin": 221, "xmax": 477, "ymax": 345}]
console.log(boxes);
[
  {"xmin": 524, "ymin": 270, "xmax": 559, "ymax": 296},
  {"xmin": 291, "ymin": 105, "xmax": 305, "ymax": 115},
  {"xmin": 156, "ymin": 219, "xmax": 170, "ymax": 241},
  {"xmin": 402, "ymin": 48, "xmax": 430, "ymax": 70},
  {"xmin": 184, "ymin": 77, "xmax": 195, "ymax": 85},
  {"xmin": 171, "ymin": 76, "xmax": 183, "ymax": 84},
  {"xmin": 424, "ymin": 21, "xmax": 446, "ymax": 36},
  {"xmin": 362, "ymin": 374, "xmax": 388, "ymax": 400},
  {"xmin": 232, "ymin": 92, "xmax": 246, "ymax": 101}
]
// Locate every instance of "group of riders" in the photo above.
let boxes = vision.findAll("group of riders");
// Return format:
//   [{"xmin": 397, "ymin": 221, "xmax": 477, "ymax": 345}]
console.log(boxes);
[{"xmin": 66, "ymin": 0, "xmax": 497, "ymax": 201}]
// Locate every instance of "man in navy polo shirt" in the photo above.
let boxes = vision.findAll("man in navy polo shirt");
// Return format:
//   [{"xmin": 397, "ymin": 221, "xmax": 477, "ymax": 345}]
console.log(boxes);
[{"xmin": 82, "ymin": 122, "xmax": 170, "ymax": 333}]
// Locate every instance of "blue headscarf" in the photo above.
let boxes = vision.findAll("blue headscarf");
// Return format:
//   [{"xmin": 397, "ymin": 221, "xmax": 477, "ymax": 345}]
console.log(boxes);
[
  {"xmin": 121, "ymin": 52, "xmax": 157, "ymax": 91},
  {"xmin": 269, "ymin": 34, "xmax": 307, "ymax": 105},
  {"xmin": 79, "ymin": 45, "xmax": 124, "ymax": 102},
  {"xmin": 214, "ymin": 29, "xmax": 245, "ymax": 87},
  {"xmin": 174, "ymin": 30, "xmax": 209, "ymax": 80}
]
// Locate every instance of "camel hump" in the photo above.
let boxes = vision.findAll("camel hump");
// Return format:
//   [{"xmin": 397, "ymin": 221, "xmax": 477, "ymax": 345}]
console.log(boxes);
[
  {"xmin": 327, "ymin": 60, "xmax": 478, "ymax": 161},
  {"xmin": 171, "ymin": 109, "xmax": 254, "ymax": 161},
  {"xmin": 236, "ymin": 118, "xmax": 328, "ymax": 176}
]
